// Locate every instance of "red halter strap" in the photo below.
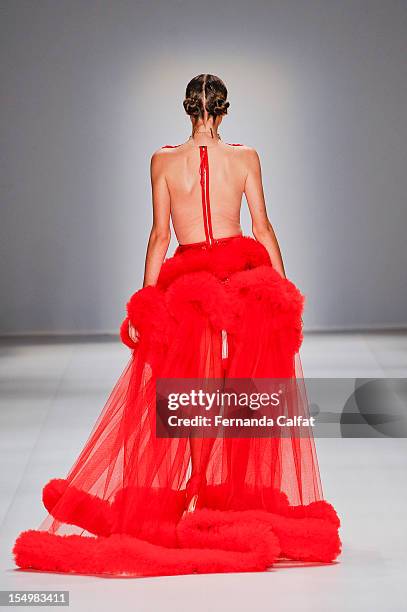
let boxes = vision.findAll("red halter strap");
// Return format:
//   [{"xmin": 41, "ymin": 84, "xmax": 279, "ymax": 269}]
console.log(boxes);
[{"xmin": 199, "ymin": 145, "xmax": 214, "ymax": 246}]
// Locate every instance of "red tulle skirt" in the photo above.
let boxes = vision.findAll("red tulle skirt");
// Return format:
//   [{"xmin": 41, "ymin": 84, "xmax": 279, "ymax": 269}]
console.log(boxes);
[{"xmin": 13, "ymin": 235, "xmax": 341, "ymax": 577}]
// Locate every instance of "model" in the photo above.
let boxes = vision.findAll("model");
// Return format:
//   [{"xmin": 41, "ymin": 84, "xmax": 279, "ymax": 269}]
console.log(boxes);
[{"xmin": 13, "ymin": 74, "xmax": 341, "ymax": 577}]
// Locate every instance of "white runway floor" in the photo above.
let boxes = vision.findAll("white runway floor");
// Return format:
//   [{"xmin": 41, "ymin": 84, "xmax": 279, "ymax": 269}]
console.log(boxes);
[{"xmin": 1, "ymin": 331, "xmax": 406, "ymax": 611}]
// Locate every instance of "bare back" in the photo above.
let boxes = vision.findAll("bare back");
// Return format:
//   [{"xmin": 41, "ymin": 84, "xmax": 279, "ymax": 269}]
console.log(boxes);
[
  {"xmin": 144, "ymin": 136, "xmax": 285, "ymax": 285},
  {"xmin": 159, "ymin": 140, "xmax": 249, "ymax": 245}
]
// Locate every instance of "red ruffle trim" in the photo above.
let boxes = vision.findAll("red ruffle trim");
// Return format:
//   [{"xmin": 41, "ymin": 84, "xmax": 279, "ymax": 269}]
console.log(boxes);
[
  {"xmin": 120, "ymin": 236, "xmax": 305, "ymax": 358},
  {"xmin": 13, "ymin": 478, "xmax": 341, "ymax": 577}
]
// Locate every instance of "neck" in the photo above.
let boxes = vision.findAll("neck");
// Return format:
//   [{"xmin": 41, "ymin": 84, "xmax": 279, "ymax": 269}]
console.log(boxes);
[{"xmin": 189, "ymin": 124, "xmax": 221, "ymax": 147}]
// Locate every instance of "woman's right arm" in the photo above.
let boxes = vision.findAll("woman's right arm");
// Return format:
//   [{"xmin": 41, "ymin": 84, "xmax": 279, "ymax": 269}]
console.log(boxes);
[
  {"xmin": 128, "ymin": 149, "xmax": 172, "ymax": 343},
  {"xmin": 243, "ymin": 148, "xmax": 286, "ymax": 279},
  {"xmin": 142, "ymin": 149, "xmax": 172, "ymax": 287}
]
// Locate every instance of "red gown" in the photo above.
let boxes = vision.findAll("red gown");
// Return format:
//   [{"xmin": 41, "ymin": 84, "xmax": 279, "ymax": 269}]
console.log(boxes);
[{"xmin": 13, "ymin": 143, "xmax": 341, "ymax": 577}]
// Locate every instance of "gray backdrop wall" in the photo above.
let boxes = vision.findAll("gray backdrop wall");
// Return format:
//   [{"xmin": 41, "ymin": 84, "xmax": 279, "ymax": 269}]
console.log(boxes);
[{"xmin": 1, "ymin": 0, "xmax": 406, "ymax": 334}]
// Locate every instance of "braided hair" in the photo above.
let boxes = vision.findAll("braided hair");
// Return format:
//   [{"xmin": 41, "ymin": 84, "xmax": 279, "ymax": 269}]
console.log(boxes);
[{"xmin": 183, "ymin": 74, "xmax": 230, "ymax": 120}]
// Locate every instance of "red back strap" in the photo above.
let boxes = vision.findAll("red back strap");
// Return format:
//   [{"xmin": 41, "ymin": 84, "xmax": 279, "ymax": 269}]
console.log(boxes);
[{"xmin": 199, "ymin": 145, "xmax": 214, "ymax": 246}]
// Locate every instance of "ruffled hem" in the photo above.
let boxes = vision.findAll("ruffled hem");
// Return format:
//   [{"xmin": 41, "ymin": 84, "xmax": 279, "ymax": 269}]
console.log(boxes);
[{"xmin": 13, "ymin": 478, "xmax": 341, "ymax": 577}]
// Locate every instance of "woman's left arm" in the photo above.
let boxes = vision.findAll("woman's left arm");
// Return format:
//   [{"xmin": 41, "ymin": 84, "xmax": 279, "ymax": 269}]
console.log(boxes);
[{"xmin": 142, "ymin": 150, "xmax": 171, "ymax": 287}]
